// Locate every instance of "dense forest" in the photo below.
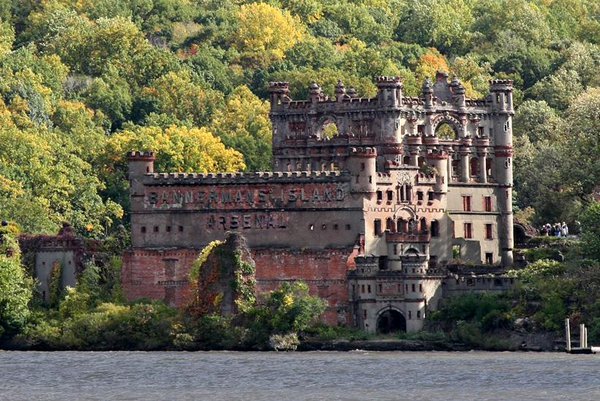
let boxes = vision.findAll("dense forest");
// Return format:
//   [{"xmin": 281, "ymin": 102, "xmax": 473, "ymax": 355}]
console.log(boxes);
[
  {"xmin": 0, "ymin": 0, "xmax": 599, "ymax": 236},
  {"xmin": 1, "ymin": 0, "xmax": 600, "ymax": 350}
]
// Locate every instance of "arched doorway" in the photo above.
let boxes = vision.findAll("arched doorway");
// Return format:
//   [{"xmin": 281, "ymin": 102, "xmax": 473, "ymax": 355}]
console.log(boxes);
[{"xmin": 377, "ymin": 309, "xmax": 406, "ymax": 334}]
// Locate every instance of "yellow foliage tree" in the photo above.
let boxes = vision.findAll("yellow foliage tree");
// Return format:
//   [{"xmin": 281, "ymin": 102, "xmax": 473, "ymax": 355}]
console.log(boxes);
[
  {"xmin": 235, "ymin": 2, "xmax": 304, "ymax": 68},
  {"xmin": 210, "ymin": 86, "xmax": 272, "ymax": 172},
  {"xmin": 105, "ymin": 125, "xmax": 245, "ymax": 174},
  {"xmin": 414, "ymin": 48, "xmax": 449, "ymax": 84}
]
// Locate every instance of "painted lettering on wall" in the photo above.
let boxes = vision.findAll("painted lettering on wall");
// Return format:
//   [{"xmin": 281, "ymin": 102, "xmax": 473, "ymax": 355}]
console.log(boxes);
[
  {"xmin": 144, "ymin": 184, "xmax": 347, "ymax": 210},
  {"xmin": 206, "ymin": 213, "xmax": 288, "ymax": 230}
]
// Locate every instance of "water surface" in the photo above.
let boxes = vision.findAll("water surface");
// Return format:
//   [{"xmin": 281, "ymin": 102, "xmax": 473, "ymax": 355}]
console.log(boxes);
[{"xmin": 1, "ymin": 351, "xmax": 598, "ymax": 400}]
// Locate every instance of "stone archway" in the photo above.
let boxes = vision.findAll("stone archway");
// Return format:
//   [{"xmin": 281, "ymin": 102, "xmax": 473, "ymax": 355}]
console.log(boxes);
[{"xmin": 377, "ymin": 309, "xmax": 406, "ymax": 334}]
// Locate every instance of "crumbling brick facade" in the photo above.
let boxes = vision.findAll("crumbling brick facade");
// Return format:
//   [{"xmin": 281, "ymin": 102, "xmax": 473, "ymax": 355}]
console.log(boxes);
[{"xmin": 123, "ymin": 73, "xmax": 515, "ymax": 332}]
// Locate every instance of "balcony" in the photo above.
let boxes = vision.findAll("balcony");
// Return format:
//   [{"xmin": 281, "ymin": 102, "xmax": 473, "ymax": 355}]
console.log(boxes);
[{"xmin": 385, "ymin": 230, "xmax": 431, "ymax": 243}]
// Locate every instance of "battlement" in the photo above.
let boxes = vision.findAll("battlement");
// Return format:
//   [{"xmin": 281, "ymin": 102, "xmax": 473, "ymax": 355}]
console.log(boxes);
[
  {"xmin": 376, "ymin": 76, "xmax": 403, "ymax": 87},
  {"xmin": 268, "ymin": 82, "xmax": 290, "ymax": 92},
  {"xmin": 489, "ymin": 79, "xmax": 514, "ymax": 91},
  {"xmin": 128, "ymin": 151, "xmax": 155, "ymax": 160},
  {"xmin": 349, "ymin": 147, "xmax": 377, "ymax": 157},
  {"xmin": 145, "ymin": 170, "xmax": 351, "ymax": 185}
]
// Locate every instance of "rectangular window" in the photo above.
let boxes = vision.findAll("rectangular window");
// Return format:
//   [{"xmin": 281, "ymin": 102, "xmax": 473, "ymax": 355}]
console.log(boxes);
[
  {"xmin": 345, "ymin": 224, "xmax": 351, "ymax": 230},
  {"xmin": 431, "ymin": 220, "xmax": 439, "ymax": 237},
  {"xmin": 486, "ymin": 253, "xmax": 494, "ymax": 264},
  {"xmin": 166, "ymin": 226, "xmax": 171, "ymax": 233},
  {"xmin": 141, "ymin": 226, "xmax": 146, "ymax": 233},
  {"xmin": 387, "ymin": 191, "xmax": 393, "ymax": 201},
  {"xmin": 464, "ymin": 223, "xmax": 473, "ymax": 239},
  {"xmin": 485, "ymin": 224, "xmax": 493, "ymax": 240},
  {"xmin": 376, "ymin": 190, "xmax": 383, "ymax": 202},
  {"xmin": 363, "ymin": 309, "xmax": 367, "ymax": 319},
  {"xmin": 484, "ymin": 196, "xmax": 492, "ymax": 212},
  {"xmin": 374, "ymin": 219, "xmax": 382, "ymax": 236},
  {"xmin": 417, "ymin": 311, "xmax": 421, "ymax": 319},
  {"xmin": 417, "ymin": 191, "xmax": 424, "ymax": 201},
  {"xmin": 367, "ymin": 285, "xmax": 371, "ymax": 293},
  {"xmin": 428, "ymin": 192, "xmax": 434, "ymax": 202},
  {"xmin": 411, "ymin": 283, "xmax": 416, "ymax": 292},
  {"xmin": 153, "ymin": 226, "xmax": 159, "ymax": 233},
  {"xmin": 463, "ymin": 195, "xmax": 472, "ymax": 211},
  {"xmin": 178, "ymin": 225, "xmax": 184, "ymax": 232}
]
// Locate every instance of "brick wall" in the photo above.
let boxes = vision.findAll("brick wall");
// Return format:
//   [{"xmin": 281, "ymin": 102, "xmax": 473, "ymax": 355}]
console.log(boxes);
[{"xmin": 122, "ymin": 247, "xmax": 356, "ymax": 325}]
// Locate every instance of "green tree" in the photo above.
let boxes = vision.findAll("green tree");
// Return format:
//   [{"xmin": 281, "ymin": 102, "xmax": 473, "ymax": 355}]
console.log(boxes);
[
  {"xmin": 210, "ymin": 86, "xmax": 272, "ymax": 172},
  {"xmin": 138, "ymin": 69, "xmax": 223, "ymax": 126},
  {"xmin": 513, "ymin": 100, "xmax": 563, "ymax": 144},
  {"xmin": 396, "ymin": 0, "xmax": 474, "ymax": 55},
  {"xmin": 580, "ymin": 202, "xmax": 600, "ymax": 260},
  {"xmin": 0, "ymin": 227, "xmax": 33, "ymax": 339}
]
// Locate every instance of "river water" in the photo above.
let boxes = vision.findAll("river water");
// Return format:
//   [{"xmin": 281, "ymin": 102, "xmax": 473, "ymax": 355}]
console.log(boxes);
[{"xmin": 1, "ymin": 351, "xmax": 598, "ymax": 400}]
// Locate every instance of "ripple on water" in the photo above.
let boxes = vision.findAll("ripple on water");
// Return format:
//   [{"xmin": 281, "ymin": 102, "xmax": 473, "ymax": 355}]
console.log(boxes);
[{"xmin": 1, "ymin": 351, "xmax": 600, "ymax": 401}]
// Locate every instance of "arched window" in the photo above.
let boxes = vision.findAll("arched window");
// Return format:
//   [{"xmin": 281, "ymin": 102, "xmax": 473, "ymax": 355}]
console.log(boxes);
[
  {"xmin": 397, "ymin": 218, "xmax": 407, "ymax": 233},
  {"xmin": 403, "ymin": 155, "xmax": 411, "ymax": 165},
  {"xmin": 435, "ymin": 122, "xmax": 458, "ymax": 140},
  {"xmin": 420, "ymin": 218, "xmax": 427, "ymax": 233},
  {"xmin": 320, "ymin": 119, "xmax": 339, "ymax": 139},
  {"xmin": 470, "ymin": 157, "xmax": 479, "ymax": 176},
  {"xmin": 452, "ymin": 159, "xmax": 461, "ymax": 178},
  {"xmin": 386, "ymin": 218, "xmax": 395, "ymax": 232},
  {"xmin": 486, "ymin": 158, "xmax": 493, "ymax": 177}
]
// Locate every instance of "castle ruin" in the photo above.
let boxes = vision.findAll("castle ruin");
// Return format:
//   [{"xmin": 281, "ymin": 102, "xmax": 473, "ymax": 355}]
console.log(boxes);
[{"xmin": 123, "ymin": 73, "xmax": 515, "ymax": 333}]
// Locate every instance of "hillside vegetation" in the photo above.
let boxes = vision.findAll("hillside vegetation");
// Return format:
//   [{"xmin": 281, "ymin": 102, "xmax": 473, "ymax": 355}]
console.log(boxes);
[
  {"xmin": 1, "ymin": 0, "xmax": 600, "ymax": 350},
  {"xmin": 0, "ymin": 0, "xmax": 599, "ymax": 234}
]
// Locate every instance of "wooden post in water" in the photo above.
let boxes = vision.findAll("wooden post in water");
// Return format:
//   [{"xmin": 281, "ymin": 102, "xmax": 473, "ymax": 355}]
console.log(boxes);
[
  {"xmin": 580, "ymin": 324, "xmax": 585, "ymax": 348},
  {"xmin": 565, "ymin": 318, "xmax": 571, "ymax": 352}
]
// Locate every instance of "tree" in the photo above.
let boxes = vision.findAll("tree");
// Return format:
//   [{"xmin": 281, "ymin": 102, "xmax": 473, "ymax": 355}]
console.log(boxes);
[
  {"xmin": 580, "ymin": 202, "xmax": 600, "ymax": 260},
  {"xmin": 513, "ymin": 100, "xmax": 563, "ymax": 144},
  {"xmin": 396, "ymin": 0, "xmax": 474, "ymax": 55},
  {"xmin": 0, "ymin": 227, "xmax": 33, "ymax": 339},
  {"xmin": 210, "ymin": 86, "xmax": 272, "ymax": 172},
  {"xmin": 0, "ymin": 19, "xmax": 14, "ymax": 58},
  {"xmin": 234, "ymin": 2, "xmax": 304, "ymax": 68},
  {"xmin": 528, "ymin": 68, "xmax": 584, "ymax": 111},
  {"xmin": 560, "ymin": 88, "xmax": 600, "ymax": 198},
  {"xmin": 414, "ymin": 48, "xmax": 449, "ymax": 83},
  {"xmin": 138, "ymin": 69, "xmax": 223, "ymax": 126}
]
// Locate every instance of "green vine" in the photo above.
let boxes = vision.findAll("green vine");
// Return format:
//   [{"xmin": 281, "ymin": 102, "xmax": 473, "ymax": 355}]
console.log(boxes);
[
  {"xmin": 49, "ymin": 261, "xmax": 63, "ymax": 307},
  {"xmin": 189, "ymin": 240, "xmax": 223, "ymax": 282}
]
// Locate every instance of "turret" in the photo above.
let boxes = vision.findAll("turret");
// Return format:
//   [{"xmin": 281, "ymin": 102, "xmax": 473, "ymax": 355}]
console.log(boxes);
[
  {"xmin": 426, "ymin": 150, "xmax": 448, "ymax": 194},
  {"xmin": 376, "ymin": 77, "xmax": 403, "ymax": 145},
  {"xmin": 489, "ymin": 79, "xmax": 514, "ymax": 115},
  {"xmin": 127, "ymin": 151, "xmax": 155, "ymax": 210},
  {"xmin": 422, "ymin": 78, "xmax": 434, "ymax": 108},
  {"xmin": 376, "ymin": 76, "xmax": 403, "ymax": 108},
  {"xmin": 268, "ymin": 81, "xmax": 291, "ymax": 109},
  {"xmin": 347, "ymin": 147, "xmax": 377, "ymax": 196},
  {"xmin": 450, "ymin": 77, "xmax": 466, "ymax": 110},
  {"xmin": 489, "ymin": 79, "xmax": 514, "ymax": 266}
]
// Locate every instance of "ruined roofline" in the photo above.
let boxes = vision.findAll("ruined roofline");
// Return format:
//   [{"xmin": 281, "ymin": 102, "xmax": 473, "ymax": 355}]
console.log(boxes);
[
  {"xmin": 141, "ymin": 170, "xmax": 353, "ymax": 184},
  {"xmin": 268, "ymin": 73, "xmax": 512, "ymax": 107}
]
